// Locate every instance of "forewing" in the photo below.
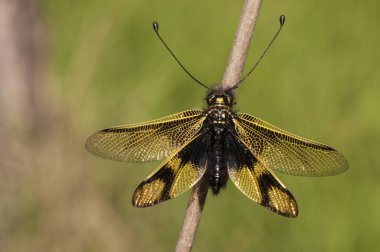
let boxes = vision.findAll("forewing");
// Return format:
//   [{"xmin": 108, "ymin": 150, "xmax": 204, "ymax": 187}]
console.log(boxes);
[
  {"xmin": 85, "ymin": 110, "xmax": 204, "ymax": 162},
  {"xmin": 234, "ymin": 113, "xmax": 348, "ymax": 176},
  {"xmin": 226, "ymin": 133, "xmax": 298, "ymax": 217},
  {"xmin": 132, "ymin": 132, "xmax": 211, "ymax": 207}
]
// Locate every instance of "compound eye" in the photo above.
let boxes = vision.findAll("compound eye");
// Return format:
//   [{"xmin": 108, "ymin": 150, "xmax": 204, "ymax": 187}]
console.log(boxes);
[
  {"xmin": 222, "ymin": 96, "xmax": 231, "ymax": 105},
  {"xmin": 207, "ymin": 95, "xmax": 215, "ymax": 105}
]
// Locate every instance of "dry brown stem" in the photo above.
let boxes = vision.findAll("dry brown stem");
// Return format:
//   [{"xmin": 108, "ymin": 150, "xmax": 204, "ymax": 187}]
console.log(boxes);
[{"xmin": 175, "ymin": 0, "xmax": 262, "ymax": 251}]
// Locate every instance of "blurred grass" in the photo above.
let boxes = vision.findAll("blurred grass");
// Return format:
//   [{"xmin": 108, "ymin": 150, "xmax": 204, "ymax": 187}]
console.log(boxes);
[{"xmin": 1, "ymin": 0, "xmax": 380, "ymax": 251}]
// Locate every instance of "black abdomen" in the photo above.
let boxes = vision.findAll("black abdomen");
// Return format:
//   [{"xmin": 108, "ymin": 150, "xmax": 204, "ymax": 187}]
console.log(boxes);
[{"xmin": 206, "ymin": 127, "xmax": 228, "ymax": 194}]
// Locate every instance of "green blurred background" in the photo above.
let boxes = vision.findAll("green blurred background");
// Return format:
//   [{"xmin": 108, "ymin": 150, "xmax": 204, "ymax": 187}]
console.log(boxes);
[{"xmin": 1, "ymin": 0, "xmax": 379, "ymax": 251}]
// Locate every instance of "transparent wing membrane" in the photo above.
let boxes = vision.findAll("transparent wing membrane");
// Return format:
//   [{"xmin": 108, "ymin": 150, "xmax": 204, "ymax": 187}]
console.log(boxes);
[
  {"xmin": 85, "ymin": 110, "xmax": 204, "ymax": 162},
  {"xmin": 234, "ymin": 113, "xmax": 348, "ymax": 176}
]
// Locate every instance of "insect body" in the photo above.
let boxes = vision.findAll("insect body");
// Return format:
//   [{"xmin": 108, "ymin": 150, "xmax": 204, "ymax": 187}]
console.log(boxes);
[
  {"xmin": 86, "ymin": 85, "xmax": 348, "ymax": 217},
  {"xmin": 204, "ymin": 89, "xmax": 234, "ymax": 194},
  {"xmin": 85, "ymin": 16, "xmax": 348, "ymax": 217}
]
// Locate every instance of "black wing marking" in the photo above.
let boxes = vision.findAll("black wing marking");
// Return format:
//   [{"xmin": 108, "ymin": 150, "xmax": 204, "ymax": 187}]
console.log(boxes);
[
  {"xmin": 226, "ymin": 133, "xmax": 298, "ymax": 217},
  {"xmin": 132, "ymin": 132, "xmax": 211, "ymax": 207}
]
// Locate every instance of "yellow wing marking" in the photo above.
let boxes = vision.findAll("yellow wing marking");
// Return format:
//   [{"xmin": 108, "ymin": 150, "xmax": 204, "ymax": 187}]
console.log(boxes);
[
  {"xmin": 169, "ymin": 160, "xmax": 201, "ymax": 197},
  {"xmin": 267, "ymin": 185, "xmax": 297, "ymax": 216},
  {"xmin": 132, "ymin": 133, "xmax": 209, "ymax": 207},
  {"xmin": 133, "ymin": 179, "xmax": 166, "ymax": 205},
  {"xmin": 228, "ymin": 158, "xmax": 298, "ymax": 217},
  {"xmin": 228, "ymin": 164, "xmax": 261, "ymax": 202}
]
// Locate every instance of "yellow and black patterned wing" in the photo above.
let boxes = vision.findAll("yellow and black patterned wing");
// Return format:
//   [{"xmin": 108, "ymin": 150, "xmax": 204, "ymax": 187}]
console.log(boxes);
[
  {"xmin": 85, "ymin": 110, "xmax": 204, "ymax": 162},
  {"xmin": 234, "ymin": 113, "xmax": 348, "ymax": 176},
  {"xmin": 226, "ymin": 133, "xmax": 298, "ymax": 217},
  {"xmin": 133, "ymin": 132, "xmax": 211, "ymax": 207}
]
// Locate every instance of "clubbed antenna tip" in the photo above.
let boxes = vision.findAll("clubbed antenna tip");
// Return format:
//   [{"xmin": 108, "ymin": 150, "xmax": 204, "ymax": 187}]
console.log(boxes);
[{"xmin": 153, "ymin": 21, "xmax": 159, "ymax": 32}]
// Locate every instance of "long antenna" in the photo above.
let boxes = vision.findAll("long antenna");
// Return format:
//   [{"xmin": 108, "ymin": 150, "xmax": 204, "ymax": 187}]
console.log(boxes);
[
  {"xmin": 230, "ymin": 15, "xmax": 286, "ymax": 90},
  {"xmin": 152, "ymin": 22, "xmax": 209, "ymax": 89}
]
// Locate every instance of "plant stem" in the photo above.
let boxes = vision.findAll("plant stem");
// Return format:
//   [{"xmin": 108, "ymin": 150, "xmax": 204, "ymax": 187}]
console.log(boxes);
[
  {"xmin": 175, "ymin": 178, "xmax": 208, "ymax": 252},
  {"xmin": 222, "ymin": 0, "xmax": 262, "ymax": 90},
  {"xmin": 175, "ymin": 1, "xmax": 262, "ymax": 251}
]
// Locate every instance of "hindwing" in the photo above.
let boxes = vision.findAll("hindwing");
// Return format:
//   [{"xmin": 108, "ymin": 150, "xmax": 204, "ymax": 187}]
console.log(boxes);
[
  {"xmin": 132, "ymin": 132, "xmax": 211, "ymax": 207},
  {"xmin": 226, "ymin": 133, "xmax": 298, "ymax": 217},
  {"xmin": 85, "ymin": 110, "xmax": 204, "ymax": 162},
  {"xmin": 234, "ymin": 113, "xmax": 348, "ymax": 176}
]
